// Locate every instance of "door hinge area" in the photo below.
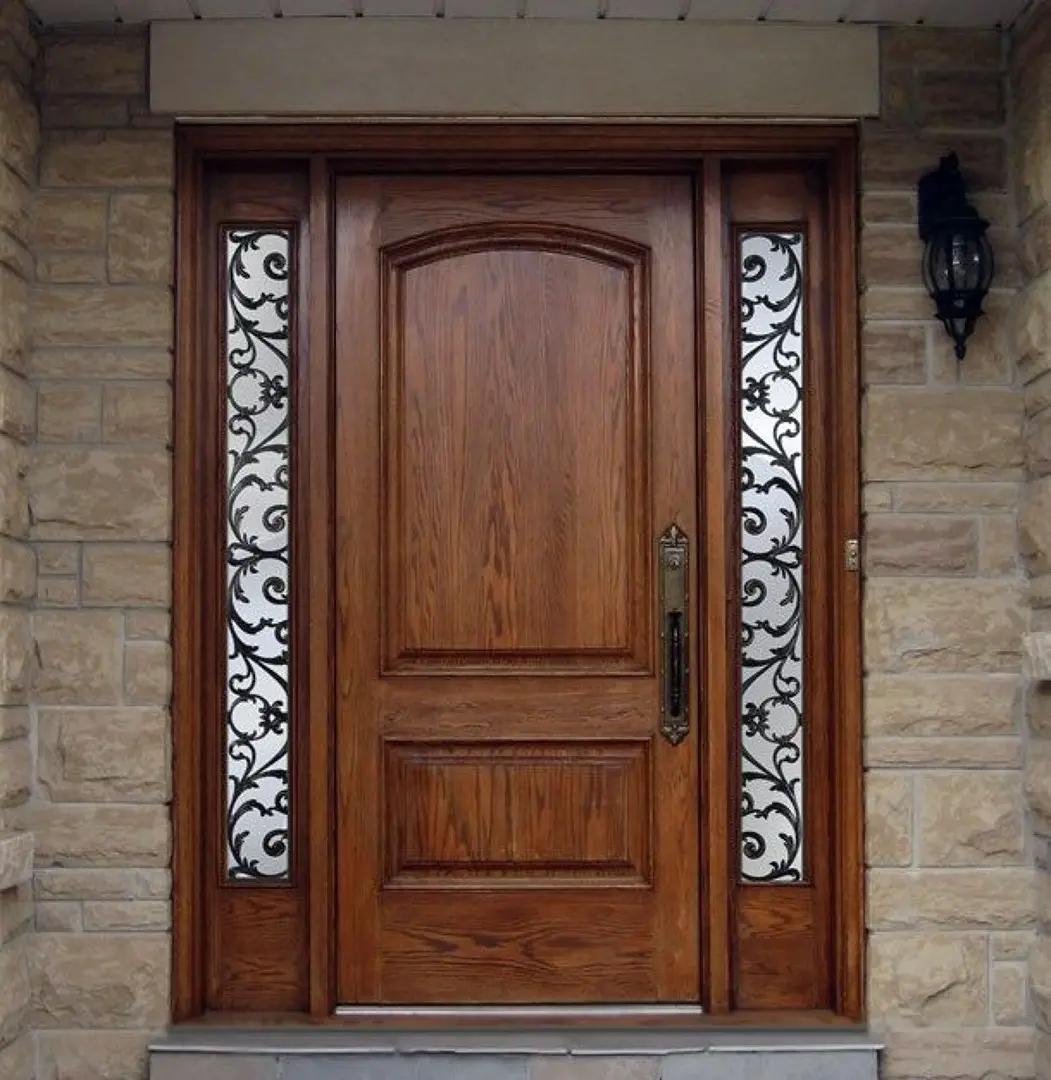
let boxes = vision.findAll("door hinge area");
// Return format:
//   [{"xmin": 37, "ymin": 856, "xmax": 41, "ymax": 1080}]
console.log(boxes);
[{"xmin": 844, "ymin": 538, "xmax": 861, "ymax": 573}]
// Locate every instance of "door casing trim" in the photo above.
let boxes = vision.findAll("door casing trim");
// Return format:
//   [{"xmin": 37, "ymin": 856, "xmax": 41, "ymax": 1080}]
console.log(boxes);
[{"xmin": 172, "ymin": 122, "xmax": 863, "ymax": 1026}]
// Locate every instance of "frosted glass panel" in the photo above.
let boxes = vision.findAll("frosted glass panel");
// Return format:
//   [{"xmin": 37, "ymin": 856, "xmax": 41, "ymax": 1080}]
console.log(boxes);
[
  {"xmin": 224, "ymin": 227, "xmax": 293, "ymax": 883},
  {"xmin": 738, "ymin": 231, "xmax": 805, "ymax": 885}
]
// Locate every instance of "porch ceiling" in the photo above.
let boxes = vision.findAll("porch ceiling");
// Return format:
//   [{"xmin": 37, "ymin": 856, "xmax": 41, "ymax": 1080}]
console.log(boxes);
[{"xmin": 26, "ymin": 0, "xmax": 1036, "ymax": 28}]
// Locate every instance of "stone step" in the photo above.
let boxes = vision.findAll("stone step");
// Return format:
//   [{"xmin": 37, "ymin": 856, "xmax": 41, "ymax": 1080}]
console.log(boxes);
[{"xmin": 150, "ymin": 1029, "xmax": 881, "ymax": 1080}]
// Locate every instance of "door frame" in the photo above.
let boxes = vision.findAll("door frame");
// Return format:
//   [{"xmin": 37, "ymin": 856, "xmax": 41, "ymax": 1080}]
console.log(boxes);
[{"xmin": 172, "ymin": 122, "xmax": 863, "ymax": 1025}]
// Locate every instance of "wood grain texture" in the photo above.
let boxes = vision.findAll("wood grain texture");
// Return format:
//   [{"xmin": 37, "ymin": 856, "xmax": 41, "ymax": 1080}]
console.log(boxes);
[{"xmin": 335, "ymin": 173, "xmax": 699, "ymax": 1005}]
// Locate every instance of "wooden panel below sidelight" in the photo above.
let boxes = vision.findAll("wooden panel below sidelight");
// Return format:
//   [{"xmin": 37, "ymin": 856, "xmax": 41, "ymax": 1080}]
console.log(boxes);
[{"xmin": 383, "ymin": 739, "xmax": 651, "ymax": 886}]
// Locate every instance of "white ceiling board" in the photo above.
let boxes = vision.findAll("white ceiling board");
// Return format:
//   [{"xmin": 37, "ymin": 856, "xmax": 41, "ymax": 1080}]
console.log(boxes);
[
  {"xmin": 842, "ymin": 0, "xmax": 922, "ymax": 21},
  {"xmin": 607, "ymin": 0, "xmax": 686, "ymax": 18},
  {"xmin": 766, "ymin": 0, "xmax": 852, "ymax": 21},
  {"xmin": 116, "ymin": 0, "xmax": 194, "ymax": 19},
  {"xmin": 446, "ymin": 0, "xmax": 520, "ymax": 15},
  {"xmin": 277, "ymin": 0, "xmax": 356, "ymax": 13},
  {"xmin": 195, "ymin": 0, "xmax": 275, "ymax": 13},
  {"xmin": 685, "ymin": 0, "xmax": 769, "ymax": 20},
  {"xmin": 361, "ymin": 0, "xmax": 435, "ymax": 12},
  {"xmin": 524, "ymin": 0, "xmax": 598, "ymax": 15}
]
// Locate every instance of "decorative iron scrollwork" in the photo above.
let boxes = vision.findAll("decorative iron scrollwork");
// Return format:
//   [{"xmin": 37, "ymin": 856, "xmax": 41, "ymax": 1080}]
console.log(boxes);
[
  {"xmin": 224, "ymin": 227, "xmax": 293, "ymax": 883},
  {"xmin": 738, "ymin": 231, "xmax": 805, "ymax": 885}
]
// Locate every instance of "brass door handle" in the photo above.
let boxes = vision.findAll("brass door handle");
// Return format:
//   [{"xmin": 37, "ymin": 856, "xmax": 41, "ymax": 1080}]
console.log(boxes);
[{"xmin": 658, "ymin": 524, "xmax": 689, "ymax": 746}]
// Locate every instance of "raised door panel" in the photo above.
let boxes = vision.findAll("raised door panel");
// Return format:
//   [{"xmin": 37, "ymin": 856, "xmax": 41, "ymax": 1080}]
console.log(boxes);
[{"xmin": 383, "ymin": 225, "xmax": 649, "ymax": 673}]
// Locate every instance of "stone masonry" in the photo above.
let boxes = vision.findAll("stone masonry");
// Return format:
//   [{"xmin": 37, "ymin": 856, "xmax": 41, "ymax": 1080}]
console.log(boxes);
[
  {"xmin": 1013, "ymin": 4, "xmax": 1051, "ymax": 1080},
  {"xmin": 0, "ymin": 2, "xmax": 38, "ymax": 1079},
  {"xmin": 0, "ymin": 11, "xmax": 1041, "ymax": 1080}
]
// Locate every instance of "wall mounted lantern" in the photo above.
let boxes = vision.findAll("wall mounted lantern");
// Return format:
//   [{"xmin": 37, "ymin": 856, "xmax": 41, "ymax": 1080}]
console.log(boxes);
[{"xmin": 917, "ymin": 152, "xmax": 995, "ymax": 360}]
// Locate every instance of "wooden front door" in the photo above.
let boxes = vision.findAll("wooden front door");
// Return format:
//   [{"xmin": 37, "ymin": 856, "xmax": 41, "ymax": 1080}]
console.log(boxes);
[{"xmin": 334, "ymin": 174, "xmax": 701, "ymax": 1004}]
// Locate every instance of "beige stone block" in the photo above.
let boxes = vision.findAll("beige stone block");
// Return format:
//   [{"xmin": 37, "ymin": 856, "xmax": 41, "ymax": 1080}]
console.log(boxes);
[
  {"xmin": 865, "ymin": 772, "xmax": 911, "ymax": 867},
  {"xmin": 1015, "ymin": 272, "xmax": 1051, "ymax": 385},
  {"xmin": 919, "ymin": 773, "xmax": 1024, "ymax": 866},
  {"xmin": 30, "ymin": 347, "xmax": 171, "ymax": 381},
  {"xmin": 82, "ymin": 899, "xmax": 170, "ymax": 932},
  {"xmin": 0, "ymin": 830, "xmax": 31, "ymax": 892},
  {"xmin": 0, "ymin": 938, "xmax": 28, "ymax": 1046},
  {"xmin": 0, "ymin": 368, "xmax": 31, "ymax": 445},
  {"xmin": 861, "ymin": 287, "xmax": 934, "ymax": 321},
  {"xmin": 863, "ymin": 483, "xmax": 893, "ymax": 512},
  {"xmin": 35, "ymin": 900, "xmax": 81, "ymax": 933},
  {"xmin": 1020, "ymin": 476, "xmax": 1051, "ymax": 574},
  {"xmin": 31, "ymin": 285, "xmax": 172, "ymax": 348},
  {"xmin": 931, "ymin": 291, "xmax": 1015, "ymax": 385},
  {"xmin": 868, "ymin": 933, "xmax": 987, "ymax": 1028},
  {"xmin": 36, "ymin": 576, "xmax": 77, "ymax": 608},
  {"xmin": 29, "ymin": 932, "xmax": 169, "ymax": 1028},
  {"xmin": 35, "ymin": 543, "xmax": 77, "ymax": 576},
  {"xmin": 0, "ymin": 736, "xmax": 28, "ymax": 806},
  {"xmin": 1031, "ymin": 936, "xmax": 1051, "ymax": 1030},
  {"xmin": 864, "ymin": 515, "xmax": 977, "ymax": 575},
  {"xmin": 29, "ymin": 192, "xmax": 106, "ymax": 252},
  {"xmin": 82, "ymin": 543, "xmax": 170, "ymax": 607},
  {"xmin": 0, "ymin": 74, "xmax": 37, "ymax": 185},
  {"xmin": 864, "ymin": 581, "xmax": 1024, "ymax": 673},
  {"xmin": 0, "ymin": 266, "xmax": 29, "ymax": 375},
  {"xmin": 1026, "ymin": 739, "xmax": 1051, "ymax": 830},
  {"xmin": 864, "ymin": 389, "xmax": 1023, "ymax": 481},
  {"xmin": 892, "ymin": 482, "xmax": 1020, "ymax": 514},
  {"xmin": 0, "ymin": 708, "xmax": 28, "ymax": 742},
  {"xmin": 863, "ymin": 130, "xmax": 1007, "ymax": 193},
  {"xmin": 0, "ymin": 881, "xmax": 32, "ymax": 946},
  {"xmin": 882, "ymin": 27, "xmax": 1003, "ymax": 70},
  {"xmin": 1028, "ymin": 413, "xmax": 1051, "ymax": 477},
  {"xmin": 0, "ymin": 609, "xmax": 30, "ymax": 706},
  {"xmin": 0, "ymin": 1035, "xmax": 33, "ymax": 1080},
  {"xmin": 867, "ymin": 677, "xmax": 1020, "ymax": 737},
  {"xmin": 868, "ymin": 868, "xmax": 1034, "ymax": 929},
  {"xmin": 37, "ymin": 1031, "xmax": 150, "ymax": 1080},
  {"xmin": 0, "ymin": 537, "xmax": 33, "ymax": 603},
  {"xmin": 865, "ymin": 736, "xmax": 1022, "ymax": 769},
  {"xmin": 124, "ymin": 641, "xmax": 171, "ymax": 706},
  {"xmin": 39, "ymin": 129, "xmax": 172, "ymax": 189},
  {"xmin": 980, "ymin": 515, "xmax": 1018, "ymax": 576},
  {"xmin": 861, "ymin": 192, "xmax": 915, "ymax": 225},
  {"xmin": 35, "ymin": 252, "xmax": 107, "ymax": 284},
  {"xmin": 29, "ymin": 803, "xmax": 170, "ymax": 868},
  {"xmin": 1022, "ymin": 203, "xmax": 1051, "ymax": 280},
  {"xmin": 992, "ymin": 960, "xmax": 1028, "ymax": 1025},
  {"xmin": 108, "ymin": 192, "xmax": 174, "ymax": 284},
  {"xmin": 992, "ymin": 930, "xmax": 1034, "ymax": 961},
  {"xmin": 36, "ymin": 382, "xmax": 100, "ymax": 444},
  {"xmin": 125, "ymin": 610, "xmax": 169, "ymax": 641},
  {"xmin": 39, "ymin": 94, "xmax": 130, "ymax": 130},
  {"xmin": 32, "ymin": 610, "xmax": 122, "ymax": 706},
  {"xmin": 29, "ymin": 448, "xmax": 170, "ymax": 541},
  {"xmin": 41, "ymin": 33, "xmax": 147, "ymax": 95},
  {"xmin": 862, "ymin": 324, "xmax": 926, "ymax": 386},
  {"xmin": 0, "ymin": 166, "xmax": 28, "ymax": 246},
  {"xmin": 1016, "ymin": 109, "xmax": 1051, "ymax": 224},
  {"xmin": 37, "ymin": 707, "xmax": 169, "ymax": 802},
  {"xmin": 34, "ymin": 867, "xmax": 170, "ymax": 901},
  {"xmin": 102, "ymin": 381, "xmax": 171, "ymax": 444},
  {"xmin": 918, "ymin": 71, "xmax": 1005, "ymax": 129},
  {"xmin": 861, "ymin": 227, "xmax": 924, "ymax": 290},
  {"xmin": 879, "ymin": 1027, "xmax": 1033, "ymax": 1080}
]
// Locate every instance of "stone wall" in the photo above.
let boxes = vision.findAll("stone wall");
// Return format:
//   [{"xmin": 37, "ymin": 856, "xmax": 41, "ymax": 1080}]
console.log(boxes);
[
  {"xmin": 0, "ymin": 2, "xmax": 38, "ymax": 1079},
  {"xmin": 13, "ymin": 18, "xmax": 1041, "ymax": 1080},
  {"xmin": 25, "ymin": 27, "xmax": 174, "ymax": 1080},
  {"xmin": 861, "ymin": 26, "xmax": 1034, "ymax": 1080},
  {"xmin": 1012, "ymin": 3, "xmax": 1051, "ymax": 1079}
]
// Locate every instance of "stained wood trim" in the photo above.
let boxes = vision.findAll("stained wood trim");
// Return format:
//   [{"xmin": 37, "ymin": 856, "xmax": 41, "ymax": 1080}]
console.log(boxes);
[{"xmin": 172, "ymin": 123, "xmax": 864, "ymax": 1025}]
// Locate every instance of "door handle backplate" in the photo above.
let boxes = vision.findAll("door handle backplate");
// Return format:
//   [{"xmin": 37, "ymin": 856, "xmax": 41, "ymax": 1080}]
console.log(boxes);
[{"xmin": 658, "ymin": 523, "xmax": 689, "ymax": 746}]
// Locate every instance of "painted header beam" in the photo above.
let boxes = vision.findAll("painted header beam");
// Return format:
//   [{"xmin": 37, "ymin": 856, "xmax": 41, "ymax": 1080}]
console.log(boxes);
[{"xmin": 150, "ymin": 18, "xmax": 879, "ymax": 118}]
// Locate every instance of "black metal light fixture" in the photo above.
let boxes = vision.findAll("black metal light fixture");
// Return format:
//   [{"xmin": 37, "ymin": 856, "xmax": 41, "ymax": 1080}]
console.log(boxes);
[{"xmin": 917, "ymin": 152, "xmax": 995, "ymax": 360}]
